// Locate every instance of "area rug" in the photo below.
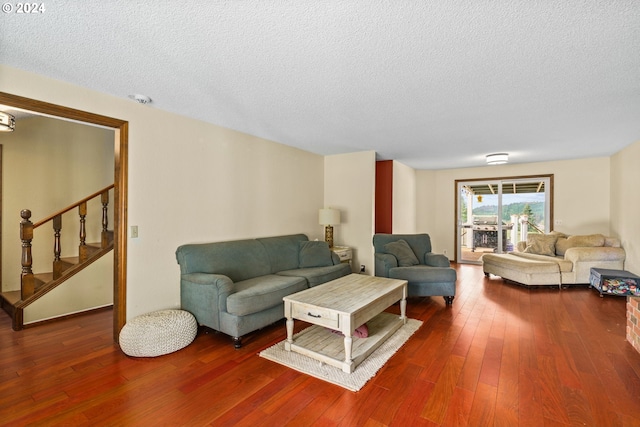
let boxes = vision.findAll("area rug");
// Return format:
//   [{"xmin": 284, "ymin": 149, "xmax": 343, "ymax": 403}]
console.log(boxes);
[{"xmin": 259, "ymin": 317, "xmax": 422, "ymax": 392}]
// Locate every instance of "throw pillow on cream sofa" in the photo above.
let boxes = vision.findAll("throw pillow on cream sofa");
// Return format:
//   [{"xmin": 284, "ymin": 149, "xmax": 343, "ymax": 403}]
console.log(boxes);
[{"xmin": 522, "ymin": 233, "xmax": 559, "ymax": 256}]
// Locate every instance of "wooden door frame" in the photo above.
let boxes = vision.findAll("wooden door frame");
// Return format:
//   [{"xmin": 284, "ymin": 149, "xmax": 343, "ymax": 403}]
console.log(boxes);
[{"xmin": 0, "ymin": 92, "xmax": 128, "ymax": 342}]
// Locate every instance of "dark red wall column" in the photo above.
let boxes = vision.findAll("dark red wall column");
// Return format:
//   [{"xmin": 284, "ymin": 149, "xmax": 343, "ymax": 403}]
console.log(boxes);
[{"xmin": 375, "ymin": 160, "xmax": 393, "ymax": 234}]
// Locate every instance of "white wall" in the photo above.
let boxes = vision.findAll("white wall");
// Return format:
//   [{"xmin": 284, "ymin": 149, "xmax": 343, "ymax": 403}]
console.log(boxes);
[
  {"xmin": 392, "ymin": 160, "xmax": 416, "ymax": 233},
  {"xmin": 611, "ymin": 140, "xmax": 640, "ymax": 274},
  {"xmin": 24, "ymin": 254, "xmax": 113, "ymax": 323},
  {"xmin": 0, "ymin": 65, "xmax": 326, "ymax": 319},
  {"xmin": 324, "ymin": 151, "xmax": 376, "ymax": 275},
  {"xmin": 416, "ymin": 157, "xmax": 612, "ymax": 258},
  {"xmin": 416, "ymin": 169, "xmax": 437, "ymax": 234}
]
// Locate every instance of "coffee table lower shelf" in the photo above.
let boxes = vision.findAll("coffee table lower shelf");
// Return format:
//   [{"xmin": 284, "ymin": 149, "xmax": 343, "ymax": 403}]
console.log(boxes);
[{"xmin": 285, "ymin": 311, "xmax": 404, "ymax": 373}]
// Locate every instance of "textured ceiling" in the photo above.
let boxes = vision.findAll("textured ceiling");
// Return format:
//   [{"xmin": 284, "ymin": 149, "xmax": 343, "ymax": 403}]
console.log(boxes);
[{"xmin": 1, "ymin": 1, "xmax": 639, "ymax": 169}]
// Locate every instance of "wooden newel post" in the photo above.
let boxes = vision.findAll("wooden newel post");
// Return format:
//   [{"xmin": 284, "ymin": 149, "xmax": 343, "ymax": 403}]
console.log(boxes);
[{"xmin": 20, "ymin": 209, "xmax": 35, "ymax": 300}]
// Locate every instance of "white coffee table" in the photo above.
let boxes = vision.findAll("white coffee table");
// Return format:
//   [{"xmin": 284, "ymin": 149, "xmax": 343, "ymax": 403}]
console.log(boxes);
[{"xmin": 283, "ymin": 274, "xmax": 407, "ymax": 373}]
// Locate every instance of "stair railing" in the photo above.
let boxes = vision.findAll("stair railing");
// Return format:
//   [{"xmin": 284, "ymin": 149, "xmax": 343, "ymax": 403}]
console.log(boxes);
[
  {"xmin": 19, "ymin": 184, "xmax": 114, "ymax": 300},
  {"xmin": 523, "ymin": 219, "xmax": 544, "ymax": 234}
]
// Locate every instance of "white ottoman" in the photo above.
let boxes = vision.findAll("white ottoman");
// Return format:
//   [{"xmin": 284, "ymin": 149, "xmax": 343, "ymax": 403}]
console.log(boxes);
[{"xmin": 119, "ymin": 309, "xmax": 198, "ymax": 357}]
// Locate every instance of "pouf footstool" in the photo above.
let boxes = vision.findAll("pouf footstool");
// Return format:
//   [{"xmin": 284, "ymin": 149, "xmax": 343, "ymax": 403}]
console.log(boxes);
[{"xmin": 119, "ymin": 309, "xmax": 198, "ymax": 357}]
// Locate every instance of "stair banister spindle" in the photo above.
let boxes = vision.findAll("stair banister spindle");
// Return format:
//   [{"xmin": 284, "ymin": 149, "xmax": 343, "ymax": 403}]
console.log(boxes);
[
  {"xmin": 101, "ymin": 190, "xmax": 109, "ymax": 233},
  {"xmin": 101, "ymin": 190, "xmax": 109, "ymax": 248},
  {"xmin": 78, "ymin": 202, "xmax": 87, "ymax": 262},
  {"xmin": 52, "ymin": 214, "xmax": 68, "ymax": 279},
  {"xmin": 53, "ymin": 214, "xmax": 62, "ymax": 262},
  {"xmin": 20, "ymin": 209, "xmax": 35, "ymax": 299}
]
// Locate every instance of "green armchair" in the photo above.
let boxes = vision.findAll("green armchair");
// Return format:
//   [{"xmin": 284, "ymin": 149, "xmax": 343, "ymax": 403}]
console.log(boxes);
[{"xmin": 373, "ymin": 233, "xmax": 456, "ymax": 305}]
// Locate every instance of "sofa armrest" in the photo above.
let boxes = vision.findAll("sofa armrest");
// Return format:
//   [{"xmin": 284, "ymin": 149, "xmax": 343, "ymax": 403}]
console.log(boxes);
[
  {"xmin": 564, "ymin": 246, "xmax": 626, "ymax": 263},
  {"xmin": 180, "ymin": 273, "xmax": 235, "ymax": 331},
  {"xmin": 564, "ymin": 247, "xmax": 626, "ymax": 283},
  {"xmin": 375, "ymin": 253, "xmax": 398, "ymax": 277},
  {"xmin": 331, "ymin": 252, "xmax": 341, "ymax": 265},
  {"xmin": 424, "ymin": 252, "xmax": 450, "ymax": 267}
]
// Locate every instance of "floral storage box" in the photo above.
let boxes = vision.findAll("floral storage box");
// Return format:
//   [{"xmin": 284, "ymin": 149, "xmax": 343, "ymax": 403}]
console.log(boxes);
[{"xmin": 589, "ymin": 268, "xmax": 640, "ymax": 297}]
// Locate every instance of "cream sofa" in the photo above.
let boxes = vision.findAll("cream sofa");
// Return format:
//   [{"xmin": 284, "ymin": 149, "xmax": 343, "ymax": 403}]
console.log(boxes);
[{"xmin": 481, "ymin": 233, "xmax": 625, "ymax": 287}]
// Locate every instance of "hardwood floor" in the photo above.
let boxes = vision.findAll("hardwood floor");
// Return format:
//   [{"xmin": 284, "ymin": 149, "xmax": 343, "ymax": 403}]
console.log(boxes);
[{"xmin": 1, "ymin": 264, "xmax": 639, "ymax": 426}]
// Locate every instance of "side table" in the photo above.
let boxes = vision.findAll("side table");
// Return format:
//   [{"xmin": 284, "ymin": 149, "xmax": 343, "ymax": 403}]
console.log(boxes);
[{"xmin": 331, "ymin": 245, "xmax": 352, "ymax": 265}]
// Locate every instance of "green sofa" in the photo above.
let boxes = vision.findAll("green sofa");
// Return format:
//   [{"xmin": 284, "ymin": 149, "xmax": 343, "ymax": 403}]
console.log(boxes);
[{"xmin": 176, "ymin": 234, "xmax": 351, "ymax": 348}]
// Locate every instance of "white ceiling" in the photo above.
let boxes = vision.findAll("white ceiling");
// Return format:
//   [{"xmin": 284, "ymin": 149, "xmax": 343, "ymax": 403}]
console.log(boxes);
[{"xmin": 1, "ymin": 1, "xmax": 639, "ymax": 170}]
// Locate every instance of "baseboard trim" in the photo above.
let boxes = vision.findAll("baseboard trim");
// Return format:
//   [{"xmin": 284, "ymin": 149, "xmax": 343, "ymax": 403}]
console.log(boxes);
[{"xmin": 23, "ymin": 305, "xmax": 114, "ymax": 329}]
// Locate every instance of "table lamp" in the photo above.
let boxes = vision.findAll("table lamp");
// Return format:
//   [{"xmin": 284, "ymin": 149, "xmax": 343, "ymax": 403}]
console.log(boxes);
[{"xmin": 319, "ymin": 208, "xmax": 341, "ymax": 248}]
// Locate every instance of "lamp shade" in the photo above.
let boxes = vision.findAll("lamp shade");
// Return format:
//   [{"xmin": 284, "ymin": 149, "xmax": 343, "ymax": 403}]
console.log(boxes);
[{"xmin": 319, "ymin": 208, "xmax": 340, "ymax": 225}]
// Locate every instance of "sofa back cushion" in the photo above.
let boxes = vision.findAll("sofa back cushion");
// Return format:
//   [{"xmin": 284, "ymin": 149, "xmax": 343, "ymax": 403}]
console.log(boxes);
[
  {"xmin": 257, "ymin": 234, "xmax": 308, "ymax": 272},
  {"xmin": 605, "ymin": 237, "xmax": 621, "ymax": 248},
  {"xmin": 176, "ymin": 239, "xmax": 271, "ymax": 281},
  {"xmin": 555, "ymin": 233, "xmax": 605, "ymax": 256},
  {"xmin": 373, "ymin": 234, "xmax": 433, "ymax": 262},
  {"xmin": 298, "ymin": 240, "xmax": 333, "ymax": 268}
]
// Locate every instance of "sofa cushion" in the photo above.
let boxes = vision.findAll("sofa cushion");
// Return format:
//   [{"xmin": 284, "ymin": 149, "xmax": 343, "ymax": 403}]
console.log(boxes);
[
  {"xmin": 298, "ymin": 241, "xmax": 333, "ymax": 268},
  {"xmin": 483, "ymin": 253, "xmax": 560, "ymax": 270},
  {"xmin": 389, "ymin": 265, "xmax": 456, "ymax": 283},
  {"xmin": 384, "ymin": 239, "xmax": 420, "ymax": 267},
  {"xmin": 570, "ymin": 233, "xmax": 606, "ymax": 247},
  {"xmin": 176, "ymin": 239, "xmax": 271, "ymax": 281},
  {"xmin": 226, "ymin": 274, "xmax": 307, "ymax": 316},
  {"xmin": 555, "ymin": 234, "xmax": 606, "ymax": 256},
  {"xmin": 278, "ymin": 263, "xmax": 352, "ymax": 287},
  {"xmin": 523, "ymin": 233, "xmax": 558, "ymax": 256},
  {"xmin": 605, "ymin": 236, "xmax": 621, "ymax": 248},
  {"xmin": 257, "ymin": 234, "xmax": 308, "ymax": 273},
  {"xmin": 511, "ymin": 252, "xmax": 573, "ymax": 272}
]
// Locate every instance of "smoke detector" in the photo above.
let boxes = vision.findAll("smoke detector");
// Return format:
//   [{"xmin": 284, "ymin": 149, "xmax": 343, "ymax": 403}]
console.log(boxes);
[{"xmin": 128, "ymin": 94, "xmax": 152, "ymax": 104}]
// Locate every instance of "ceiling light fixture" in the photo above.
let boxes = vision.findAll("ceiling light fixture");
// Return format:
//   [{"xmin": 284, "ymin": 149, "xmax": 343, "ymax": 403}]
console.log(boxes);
[
  {"xmin": 486, "ymin": 153, "xmax": 508, "ymax": 165},
  {"xmin": 0, "ymin": 111, "xmax": 16, "ymax": 132},
  {"xmin": 128, "ymin": 94, "xmax": 152, "ymax": 104}
]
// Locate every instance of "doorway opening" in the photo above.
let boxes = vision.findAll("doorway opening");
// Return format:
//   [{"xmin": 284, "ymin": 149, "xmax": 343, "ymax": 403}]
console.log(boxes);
[
  {"xmin": 0, "ymin": 92, "xmax": 128, "ymax": 342},
  {"xmin": 455, "ymin": 175, "xmax": 553, "ymax": 264}
]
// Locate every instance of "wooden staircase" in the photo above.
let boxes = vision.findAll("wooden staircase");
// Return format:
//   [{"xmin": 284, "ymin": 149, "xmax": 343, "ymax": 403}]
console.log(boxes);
[{"xmin": 0, "ymin": 185, "xmax": 115, "ymax": 330}]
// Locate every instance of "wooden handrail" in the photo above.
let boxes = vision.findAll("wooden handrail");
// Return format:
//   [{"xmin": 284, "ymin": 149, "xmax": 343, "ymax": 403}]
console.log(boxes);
[
  {"xmin": 33, "ymin": 184, "xmax": 114, "ymax": 229},
  {"xmin": 525, "ymin": 220, "xmax": 544, "ymax": 234}
]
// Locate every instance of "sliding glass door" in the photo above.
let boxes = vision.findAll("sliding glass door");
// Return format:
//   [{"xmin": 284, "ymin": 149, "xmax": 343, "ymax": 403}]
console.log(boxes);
[{"xmin": 456, "ymin": 175, "xmax": 552, "ymax": 264}]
